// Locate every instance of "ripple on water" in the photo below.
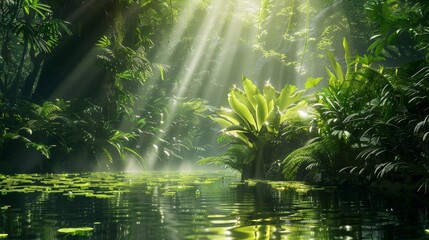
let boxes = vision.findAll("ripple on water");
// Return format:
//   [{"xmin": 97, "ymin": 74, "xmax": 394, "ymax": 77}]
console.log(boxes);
[{"xmin": 0, "ymin": 172, "xmax": 428, "ymax": 239}]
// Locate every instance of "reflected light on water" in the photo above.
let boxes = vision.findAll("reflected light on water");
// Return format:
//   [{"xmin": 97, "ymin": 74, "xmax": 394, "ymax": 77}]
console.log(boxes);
[{"xmin": 0, "ymin": 172, "xmax": 426, "ymax": 239}]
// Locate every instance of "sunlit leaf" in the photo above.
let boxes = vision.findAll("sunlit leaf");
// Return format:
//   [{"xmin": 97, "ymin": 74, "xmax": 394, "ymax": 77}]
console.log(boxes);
[
  {"xmin": 96, "ymin": 35, "xmax": 111, "ymax": 48},
  {"xmin": 263, "ymin": 83, "xmax": 277, "ymax": 103},
  {"xmin": 254, "ymin": 94, "xmax": 268, "ymax": 130},
  {"xmin": 211, "ymin": 117, "xmax": 234, "ymax": 128},
  {"xmin": 228, "ymin": 91, "xmax": 257, "ymax": 131},
  {"xmin": 57, "ymin": 227, "xmax": 94, "ymax": 236},
  {"xmin": 278, "ymin": 85, "xmax": 302, "ymax": 110},
  {"xmin": 326, "ymin": 50, "xmax": 344, "ymax": 83},
  {"xmin": 218, "ymin": 107, "xmax": 241, "ymax": 126},
  {"xmin": 242, "ymin": 76, "xmax": 259, "ymax": 107},
  {"xmin": 305, "ymin": 77, "xmax": 323, "ymax": 89}
]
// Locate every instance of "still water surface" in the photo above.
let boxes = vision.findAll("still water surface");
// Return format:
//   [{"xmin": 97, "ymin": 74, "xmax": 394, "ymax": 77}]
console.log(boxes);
[{"xmin": 0, "ymin": 171, "xmax": 428, "ymax": 239}]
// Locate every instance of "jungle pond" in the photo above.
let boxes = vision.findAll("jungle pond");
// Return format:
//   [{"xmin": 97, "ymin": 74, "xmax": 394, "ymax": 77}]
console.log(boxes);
[{"xmin": 0, "ymin": 172, "xmax": 428, "ymax": 240}]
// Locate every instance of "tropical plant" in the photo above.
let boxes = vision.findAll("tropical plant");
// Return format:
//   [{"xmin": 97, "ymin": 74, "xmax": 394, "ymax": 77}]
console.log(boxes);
[
  {"xmin": 136, "ymin": 95, "xmax": 209, "ymax": 170},
  {"xmin": 348, "ymin": 62, "xmax": 429, "ymax": 191},
  {"xmin": 95, "ymin": 34, "xmax": 166, "ymax": 120},
  {"xmin": 282, "ymin": 38, "xmax": 386, "ymax": 183},
  {"xmin": 56, "ymin": 100, "xmax": 144, "ymax": 171},
  {"xmin": 0, "ymin": 99, "xmax": 145, "ymax": 172},
  {"xmin": 282, "ymin": 138, "xmax": 345, "ymax": 182},
  {"xmin": 197, "ymin": 144, "xmax": 254, "ymax": 173},
  {"xmin": 365, "ymin": 0, "xmax": 428, "ymax": 60},
  {"xmin": 199, "ymin": 76, "xmax": 312, "ymax": 179},
  {"xmin": 283, "ymin": 34, "xmax": 429, "ymax": 190},
  {"xmin": 0, "ymin": 0, "xmax": 71, "ymax": 101}
]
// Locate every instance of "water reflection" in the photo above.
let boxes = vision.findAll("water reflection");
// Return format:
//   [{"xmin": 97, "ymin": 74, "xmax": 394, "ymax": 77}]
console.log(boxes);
[{"xmin": 0, "ymin": 172, "xmax": 428, "ymax": 239}]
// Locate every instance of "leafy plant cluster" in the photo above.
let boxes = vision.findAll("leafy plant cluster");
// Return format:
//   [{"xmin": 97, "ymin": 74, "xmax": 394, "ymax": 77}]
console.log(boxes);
[
  {"xmin": 199, "ymin": 76, "xmax": 316, "ymax": 179},
  {"xmin": 0, "ymin": 0, "xmax": 71, "ymax": 101},
  {"xmin": 0, "ymin": 99, "xmax": 143, "ymax": 172},
  {"xmin": 283, "ymin": 42, "xmax": 429, "ymax": 190},
  {"xmin": 202, "ymin": 0, "xmax": 429, "ymax": 192},
  {"xmin": 278, "ymin": 0, "xmax": 429, "ymax": 190},
  {"xmin": 0, "ymin": 0, "xmax": 210, "ymax": 173}
]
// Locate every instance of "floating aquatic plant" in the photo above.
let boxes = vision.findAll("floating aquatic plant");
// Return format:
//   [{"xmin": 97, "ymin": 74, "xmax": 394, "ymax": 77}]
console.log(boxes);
[
  {"xmin": 0, "ymin": 171, "xmax": 240, "ymax": 200},
  {"xmin": 57, "ymin": 227, "xmax": 94, "ymax": 236}
]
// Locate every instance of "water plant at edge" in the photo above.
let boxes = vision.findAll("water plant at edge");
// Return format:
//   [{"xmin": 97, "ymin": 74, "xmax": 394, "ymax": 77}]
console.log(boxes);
[{"xmin": 199, "ymin": 76, "xmax": 314, "ymax": 179}]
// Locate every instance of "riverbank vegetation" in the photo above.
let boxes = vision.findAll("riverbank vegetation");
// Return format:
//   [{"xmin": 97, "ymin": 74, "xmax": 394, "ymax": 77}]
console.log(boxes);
[{"xmin": 1, "ymin": 0, "xmax": 428, "ymax": 192}]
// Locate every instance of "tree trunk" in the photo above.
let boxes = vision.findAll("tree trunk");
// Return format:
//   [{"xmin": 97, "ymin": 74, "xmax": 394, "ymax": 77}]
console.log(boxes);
[
  {"xmin": 22, "ymin": 51, "xmax": 44, "ymax": 100},
  {"xmin": 241, "ymin": 140, "xmax": 267, "ymax": 180}
]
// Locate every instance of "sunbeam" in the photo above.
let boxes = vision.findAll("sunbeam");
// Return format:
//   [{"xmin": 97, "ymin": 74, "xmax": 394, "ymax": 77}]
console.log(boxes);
[
  {"xmin": 140, "ymin": 0, "xmax": 261, "ymax": 170},
  {"xmin": 125, "ymin": 0, "xmax": 354, "ymax": 171}
]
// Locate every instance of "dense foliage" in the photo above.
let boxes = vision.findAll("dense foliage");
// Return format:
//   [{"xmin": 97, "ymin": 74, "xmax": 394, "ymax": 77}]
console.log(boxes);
[
  {"xmin": 1, "ymin": 0, "xmax": 428, "ymax": 193},
  {"xmin": 0, "ymin": 0, "xmax": 208, "ymax": 172},
  {"xmin": 198, "ymin": 76, "xmax": 314, "ymax": 179},
  {"xmin": 201, "ymin": 0, "xmax": 429, "ymax": 191},
  {"xmin": 279, "ymin": 0, "xmax": 429, "ymax": 191}
]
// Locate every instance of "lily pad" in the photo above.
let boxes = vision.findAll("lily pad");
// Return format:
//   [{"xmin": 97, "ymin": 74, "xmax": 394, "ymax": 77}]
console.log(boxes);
[{"xmin": 57, "ymin": 227, "xmax": 94, "ymax": 236}]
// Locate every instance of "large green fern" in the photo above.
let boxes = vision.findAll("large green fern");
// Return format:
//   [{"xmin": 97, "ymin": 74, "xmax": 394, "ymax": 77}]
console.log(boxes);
[{"xmin": 282, "ymin": 141, "xmax": 319, "ymax": 180}]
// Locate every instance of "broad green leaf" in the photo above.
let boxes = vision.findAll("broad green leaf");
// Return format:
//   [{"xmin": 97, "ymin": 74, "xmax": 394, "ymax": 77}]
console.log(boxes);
[
  {"xmin": 58, "ymin": 227, "xmax": 94, "ymax": 235},
  {"xmin": 305, "ymin": 77, "xmax": 323, "ymax": 89},
  {"xmin": 265, "ymin": 106, "xmax": 281, "ymax": 134},
  {"xmin": 230, "ymin": 131, "xmax": 253, "ymax": 147},
  {"xmin": 278, "ymin": 85, "xmax": 303, "ymax": 110},
  {"xmin": 278, "ymin": 85, "xmax": 297, "ymax": 110},
  {"xmin": 218, "ymin": 107, "xmax": 241, "ymax": 126},
  {"xmin": 211, "ymin": 117, "xmax": 234, "ymax": 128},
  {"xmin": 231, "ymin": 88, "xmax": 255, "ymax": 115},
  {"xmin": 224, "ymin": 125, "xmax": 250, "ymax": 133},
  {"xmin": 268, "ymin": 99, "xmax": 274, "ymax": 114},
  {"xmin": 343, "ymin": 38, "xmax": 352, "ymax": 75},
  {"xmin": 325, "ymin": 66, "xmax": 337, "ymax": 86},
  {"xmin": 326, "ymin": 50, "xmax": 344, "ymax": 83},
  {"xmin": 242, "ymin": 76, "xmax": 259, "ymax": 107},
  {"xmin": 228, "ymin": 92, "xmax": 257, "ymax": 130},
  {"xmin": 254, "ymin": 93, "xmax": 268, "ymax": 131},
  {"xmin": 263, "ymin": 83, "xmax": 277, "ymax": 103},
  {"xmin": 24, "ymin": 6, "xmax": 30, "ymax": 14}
]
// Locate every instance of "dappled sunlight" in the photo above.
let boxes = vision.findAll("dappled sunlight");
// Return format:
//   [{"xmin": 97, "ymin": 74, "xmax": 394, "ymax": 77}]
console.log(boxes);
[
  {"xmin": 139, "ymin": 0, "xmax": 262, "ymax": 170},
  {"xmin": 2, "ymin": 0, "xmax": 429, "ymax": 238},
  {"xmin": 133, "ymin": 0, "xmax": 336, "ymax": 170}
]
